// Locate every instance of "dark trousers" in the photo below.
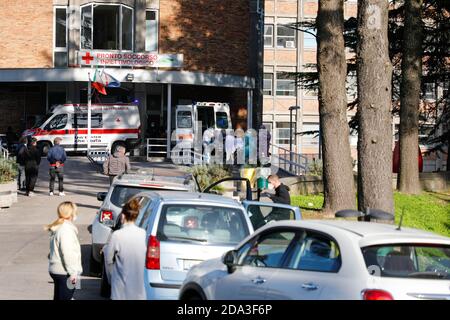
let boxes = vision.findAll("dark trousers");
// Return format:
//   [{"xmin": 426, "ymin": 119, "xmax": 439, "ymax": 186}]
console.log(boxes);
[
  {"xmin": 25, "ymin": 168, "xmax": 39, "ymax": 193},
  {"xmin": 49, "ymin": 273, "xmax": 75, "ymax": 300},
  {"xmin": 109, "ymin": 175, "xmax": 116, "ymax": 185},
  {"xmin": 17, "ymin": 165, "xmax": 26, "ymax": 190},
  {"xmin": 49, "ymin": 167, "xmax": 64, "ymax": 193}
]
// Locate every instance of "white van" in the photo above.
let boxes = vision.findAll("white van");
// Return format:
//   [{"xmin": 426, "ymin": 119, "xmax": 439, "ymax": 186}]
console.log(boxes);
[
  {"xmin": 175, "ymin": 102, "xmax": 232, "ymax": 144},
  {"xmin": 24, "ymin": 104, "xmax": 141, "ymax": 154}
]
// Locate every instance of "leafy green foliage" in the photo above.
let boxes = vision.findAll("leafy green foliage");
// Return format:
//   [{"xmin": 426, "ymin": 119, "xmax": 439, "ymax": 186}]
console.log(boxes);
[
  {"xmin": 187, "ymin": 165, "xmax": 231, "ymax": 191},
  {"xmin": 0, "ymin": 158, "xmax": 18, "ymax": 184}
]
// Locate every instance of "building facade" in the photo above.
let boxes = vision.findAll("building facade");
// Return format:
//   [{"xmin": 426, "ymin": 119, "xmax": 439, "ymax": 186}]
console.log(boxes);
[
  {"xmin": 0, "ymin": 0, "xmax": 263, "ymax": 152},
  {"xmin": 262, "ymin": 0, "xmax": 446, "ymax": 171}
]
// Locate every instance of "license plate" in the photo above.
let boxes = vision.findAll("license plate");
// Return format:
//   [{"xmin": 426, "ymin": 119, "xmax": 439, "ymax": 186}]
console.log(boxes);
[{"xmin": 183, "ymin": 259, "xmax": 203, "ymax": 270}]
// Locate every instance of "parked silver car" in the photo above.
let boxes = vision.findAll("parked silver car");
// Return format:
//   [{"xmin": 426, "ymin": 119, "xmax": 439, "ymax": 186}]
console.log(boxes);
[
  {"xmin": 180, "ymin": 220, "xmax": 450, "ymax": 300},
  {"xmin": 90, "ymin": 173, "xmax": 196, "ymax": 274}
]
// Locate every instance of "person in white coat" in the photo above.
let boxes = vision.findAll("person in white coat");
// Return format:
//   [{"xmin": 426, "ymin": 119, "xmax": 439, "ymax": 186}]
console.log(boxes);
[
  {"xmin": 46, "ymin": 202, "xmax": 82, "ymax": 300},
  {"xmin": 103, "ymin": 197, "xmax": 146, "ymax": 300}
]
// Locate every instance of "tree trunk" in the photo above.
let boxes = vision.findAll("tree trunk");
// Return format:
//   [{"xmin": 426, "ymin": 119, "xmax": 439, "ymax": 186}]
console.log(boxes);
[
  {"xmin": 317, "ymin": 0, "xmax": 356, "ymax": 215},
  {"xmin": 357, "ymin": 0, "xmax": 394, "ymax": 214},
  {"xmin": 398, "ymin": 0, "xmax": 423, "ymax": 194}
]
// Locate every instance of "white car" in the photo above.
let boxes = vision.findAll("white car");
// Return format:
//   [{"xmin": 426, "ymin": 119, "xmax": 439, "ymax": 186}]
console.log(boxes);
[{"xmin": 179, "ymin": 220, "xmax": 450, "ymax": 300}]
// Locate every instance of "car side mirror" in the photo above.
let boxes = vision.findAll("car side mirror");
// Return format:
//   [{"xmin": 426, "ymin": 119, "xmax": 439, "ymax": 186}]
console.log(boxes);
[
  {"xmin": 97, "ymin": 192, "xmax": 107, "ymax": 202},
  {"xmin": 222, "ymin": 250, "xmax": 237, "ymax": 274}
]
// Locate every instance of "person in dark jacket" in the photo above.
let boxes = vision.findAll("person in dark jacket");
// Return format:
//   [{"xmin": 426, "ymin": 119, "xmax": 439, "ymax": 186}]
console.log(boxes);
[
  {"xmin": 16, "ymin": 136, "xmax": 28, "ymax": 191},
  {"xmin": 25, "ymin": 138, "xmax": 41, "ymax": 196},
  {"xmin": 267, "ymin": 174, "xmax": 291, "ymax": 205},
  {"xmin": 47, "ymin": 137, "xmax": 67, "ymax": 196}
]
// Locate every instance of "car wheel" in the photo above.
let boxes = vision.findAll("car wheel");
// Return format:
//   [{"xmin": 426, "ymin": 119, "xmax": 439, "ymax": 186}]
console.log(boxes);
[
  {"xmin": 89, "ymin": 249, "xmax": 102, "ymax": 277},
  {"xmin": 100, "ymin": 257, "xmax": 111, "ymax": 298},
  {"xmin": 181, "ymin": 291, "xmax": 205, "ymax": 301}
]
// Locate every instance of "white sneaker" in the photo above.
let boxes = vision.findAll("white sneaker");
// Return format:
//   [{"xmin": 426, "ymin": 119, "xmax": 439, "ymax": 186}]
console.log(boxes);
[
  {"xmin": 28, "ymin": 192, "xmax": 35, "ymax": 197},
  {"xmin": 59, "ymin": 192, "xmax": 66, "ymax": 196},
  {"xmin": 49, "ymin": 192, "xmax": 54, "ymax": 196}
]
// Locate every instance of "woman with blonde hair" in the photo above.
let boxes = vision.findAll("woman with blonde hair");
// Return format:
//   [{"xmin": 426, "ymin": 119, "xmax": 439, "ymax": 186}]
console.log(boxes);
[
  {"xmin": 103, "ymin": 197, "xmax": 146, "ymax": 300},
  {"xmin": 46, "ymin": 201, "xmax": 82, "ymax": 300}
]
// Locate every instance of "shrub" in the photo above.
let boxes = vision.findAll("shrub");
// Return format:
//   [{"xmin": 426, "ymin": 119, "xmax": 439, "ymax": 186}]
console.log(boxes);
[
  {"xmin": 188, "ymin": 165, "xmax": 231, "ymax": 191},
  {"xmin": 0, "ymin": 158, "xmax": 18, "ymax": 184},
  {"xmin": 308, "ymin": 159, "xmax": 323, "ymax": 177}
]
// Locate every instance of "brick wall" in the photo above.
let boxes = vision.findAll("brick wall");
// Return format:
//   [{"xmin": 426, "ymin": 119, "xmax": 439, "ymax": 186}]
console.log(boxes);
[
  {"xmin": 159, "ymin": 0, "xmax": 251, "ymax": 76},
  {"xmin": 0, "ymin": 0, "xmax": 53, "ymax": 68}
]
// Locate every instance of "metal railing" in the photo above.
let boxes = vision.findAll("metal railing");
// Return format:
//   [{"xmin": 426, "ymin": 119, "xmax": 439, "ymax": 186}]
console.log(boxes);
[
  {"xmin": 87, "ymin": 148, "xmax": 109, "ymax": 172},
  {"xmin": 146, "ymin": 138, "xmax": 168, "ymax": 161},
  {"xmin": 0, "ymin": 146, "xmax": 9, "ymax": 159},
  {"xmin": 270, "ymin": 144, "xmax": 311, "ymax": 176}
]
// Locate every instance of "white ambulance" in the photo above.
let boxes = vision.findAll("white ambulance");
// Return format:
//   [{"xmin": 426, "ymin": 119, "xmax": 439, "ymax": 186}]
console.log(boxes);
[
  {"xmin": 175, "ymin": 102, "xmax": 232, "ymax": 144},
  {"xmin": 24, "ymin": 104, "xmax": 141, "ymax": 155}
]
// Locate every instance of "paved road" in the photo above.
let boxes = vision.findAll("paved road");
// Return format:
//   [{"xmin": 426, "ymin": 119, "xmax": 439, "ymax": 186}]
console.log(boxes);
[{"xmin": 0, "ymin": 157, "xmax": 185, "ymax": 300}]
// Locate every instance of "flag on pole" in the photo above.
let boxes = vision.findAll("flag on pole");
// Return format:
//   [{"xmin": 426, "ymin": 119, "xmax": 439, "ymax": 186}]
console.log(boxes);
[
  {"xmin": 102, "ymin": 70, "xmax": 121, "ymax": 88},
  {"xmin": 91, "ymin": 68, "xmax": 107, "ymax": 95}
]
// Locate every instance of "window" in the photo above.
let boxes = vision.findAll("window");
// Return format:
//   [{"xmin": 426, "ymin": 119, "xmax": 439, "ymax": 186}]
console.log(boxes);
[
  {"xmin": 264, "ymin": 24, "xmax": 274, "ymax": 47},
  {"xmin": 276, "ymin": 72, "xmax": 296, "ymax": 96},
  {"xmin": 247, "ymin": 204, "xmax": 296, "ymax": 230},
  {"xmin": 361, "ymin": 244, "xmax": 450, "ymax": 279},
  {"xmin": 54, "ymin": 7, "xmax": 67, "ymax": 67},
  {"xmin": 216, "ymin": 112, "xmax": 229, "ymax": 129},
  {"xmin": 110, "ymin": 186, "xmax": 152, "ymax": 208},
  {"xmin": 277, "ymin": 24, "xmax": 296, "ymax": 48},
  {"xmin": 303, "ymin": 29, "xmax": 316, "ymax": 49},
  {"xmin": 240, "ymin": 231, "xmax": 296, "ymax": 268},
  {"xmin": 276, "ymin": 122, "xmax": 291, "ymax": 145},
  {"xmin": 346, "ymin": 70, "xmax": 357, "ymax": 100},
  {"xmin": 145, "ymin": 10, "xmax": 158, "ymax": 52},
  {"xmin": 423, "ymin": 83, "xmax": 436, "ymax": 100},
  {"xmin": 287, "ymin": 231, "xmax": 341, "ymax": 273},
  {"xmin": 45, "ymin": 114, "xmax": 68, "ymax": 130},
  {"xmin": 81, "ymin": 4, "xmax": 134, "ymax": 51},
  {"xmin": 197, "ymin": 107, "xmax": 215, "ymax": 131},
  {"xmin": 263, "ymin": 73, "xmax": 273, "ymax": 96},
  {"xmin": 302, "ymin": 123, "xmax": 320, "ymax": 147},
  {"xmin": 177, "ymin": 111, "xmax": 192, "ymax": 129},
  {"xmin": 73, "ymin": 113, "xmax": 103, "ymax": 129},
  {"xmin": 157, "ymin": 205, "xmax": 250, "ymax": 245}
]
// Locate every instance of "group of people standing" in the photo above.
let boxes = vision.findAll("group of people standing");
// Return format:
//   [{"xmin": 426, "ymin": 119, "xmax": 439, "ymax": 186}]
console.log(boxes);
[{"xmin": 16, "ymin": 137, "xmax": 66, "ymax": 196}]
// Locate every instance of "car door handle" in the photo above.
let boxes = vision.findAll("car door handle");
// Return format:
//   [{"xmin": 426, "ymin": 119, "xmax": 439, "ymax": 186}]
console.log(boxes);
[
  {"xmin": 251, "ymin": 277, "xmax": 267, "ymax": 285},
  {"xmin": 301, "ymin": 283, "xmax": 318, "ymax": 291}
]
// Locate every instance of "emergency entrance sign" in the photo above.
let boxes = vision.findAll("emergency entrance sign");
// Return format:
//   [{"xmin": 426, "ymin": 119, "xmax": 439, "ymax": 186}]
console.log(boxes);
[{"xmin": 78, "ymin": 51, "xmax": 183, "ymax": 68}]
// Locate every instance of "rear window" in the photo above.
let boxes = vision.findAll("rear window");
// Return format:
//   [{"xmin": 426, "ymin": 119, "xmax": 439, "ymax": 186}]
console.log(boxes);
[
  {"xmin": 157, "ymin": 205, "xmax": 250, "ymax": 246},
  {"xmin": 177, "ymin": 111, "xmax": 192, "ymax": 128},
  {"xmin": 110, "ymin": 186, "xmax": 155, "ymax": 207},
  {"xmin": 216, "ymin": 112, "xmax": 228, "ymax": 129},
  {"xmin": 362, "ymin": 244, "xmax": 450, "ymax": 280}
]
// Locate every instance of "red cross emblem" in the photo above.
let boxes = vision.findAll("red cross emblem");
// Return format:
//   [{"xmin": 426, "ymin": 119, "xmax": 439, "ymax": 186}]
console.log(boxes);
[{"xmin": 81, "ymin": 52, "xmax": 94, "ymax": 65}]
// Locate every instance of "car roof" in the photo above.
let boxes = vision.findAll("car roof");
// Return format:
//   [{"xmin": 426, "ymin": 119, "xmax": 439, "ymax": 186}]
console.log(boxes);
[
  {"xmin": 112, "ymin": 173, "xmax": 194, "ymax": 190},
  {"xmin": 257, "ymin": 220, "xmax": 450, "ymax": 247},
  {"xmin": 137, "ymin": 190, "xmax": 242, "ymax": 207}
]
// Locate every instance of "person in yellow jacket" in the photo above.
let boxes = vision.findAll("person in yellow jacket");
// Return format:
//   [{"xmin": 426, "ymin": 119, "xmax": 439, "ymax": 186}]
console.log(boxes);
[{"xmin": 46, "ymin": 202, "xmax": 82, "ymax": 300}]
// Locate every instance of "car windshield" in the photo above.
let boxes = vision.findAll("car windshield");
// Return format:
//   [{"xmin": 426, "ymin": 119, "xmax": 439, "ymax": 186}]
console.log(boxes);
[
  {"xmin": 33, "ymin": 113, "xmax": 53, "ymax": 128},
  {"xmin": 157, "ymin": 204, "xmax": 249, "ymax": 246},
  {"xmin": 361, "ymin": 244, "xmax": 450, "ymax": 280}
]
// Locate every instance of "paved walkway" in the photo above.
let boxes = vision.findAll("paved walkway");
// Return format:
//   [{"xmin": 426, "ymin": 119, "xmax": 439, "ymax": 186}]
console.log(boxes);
[{"xmin": 0, "ymin": 156, "xmax": 185, "ymax": 300}]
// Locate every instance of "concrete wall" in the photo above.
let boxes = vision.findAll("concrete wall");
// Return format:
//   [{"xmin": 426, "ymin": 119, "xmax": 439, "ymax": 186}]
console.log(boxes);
[{"xmin": 283, "ymin": 172, "xmax": 450, "ymax": 195}]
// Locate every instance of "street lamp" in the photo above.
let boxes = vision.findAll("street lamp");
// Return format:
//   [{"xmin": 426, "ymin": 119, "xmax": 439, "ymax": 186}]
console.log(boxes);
[{"xmin": 289, "ymin": 106, "xmax": 301, "ymax": 171}]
